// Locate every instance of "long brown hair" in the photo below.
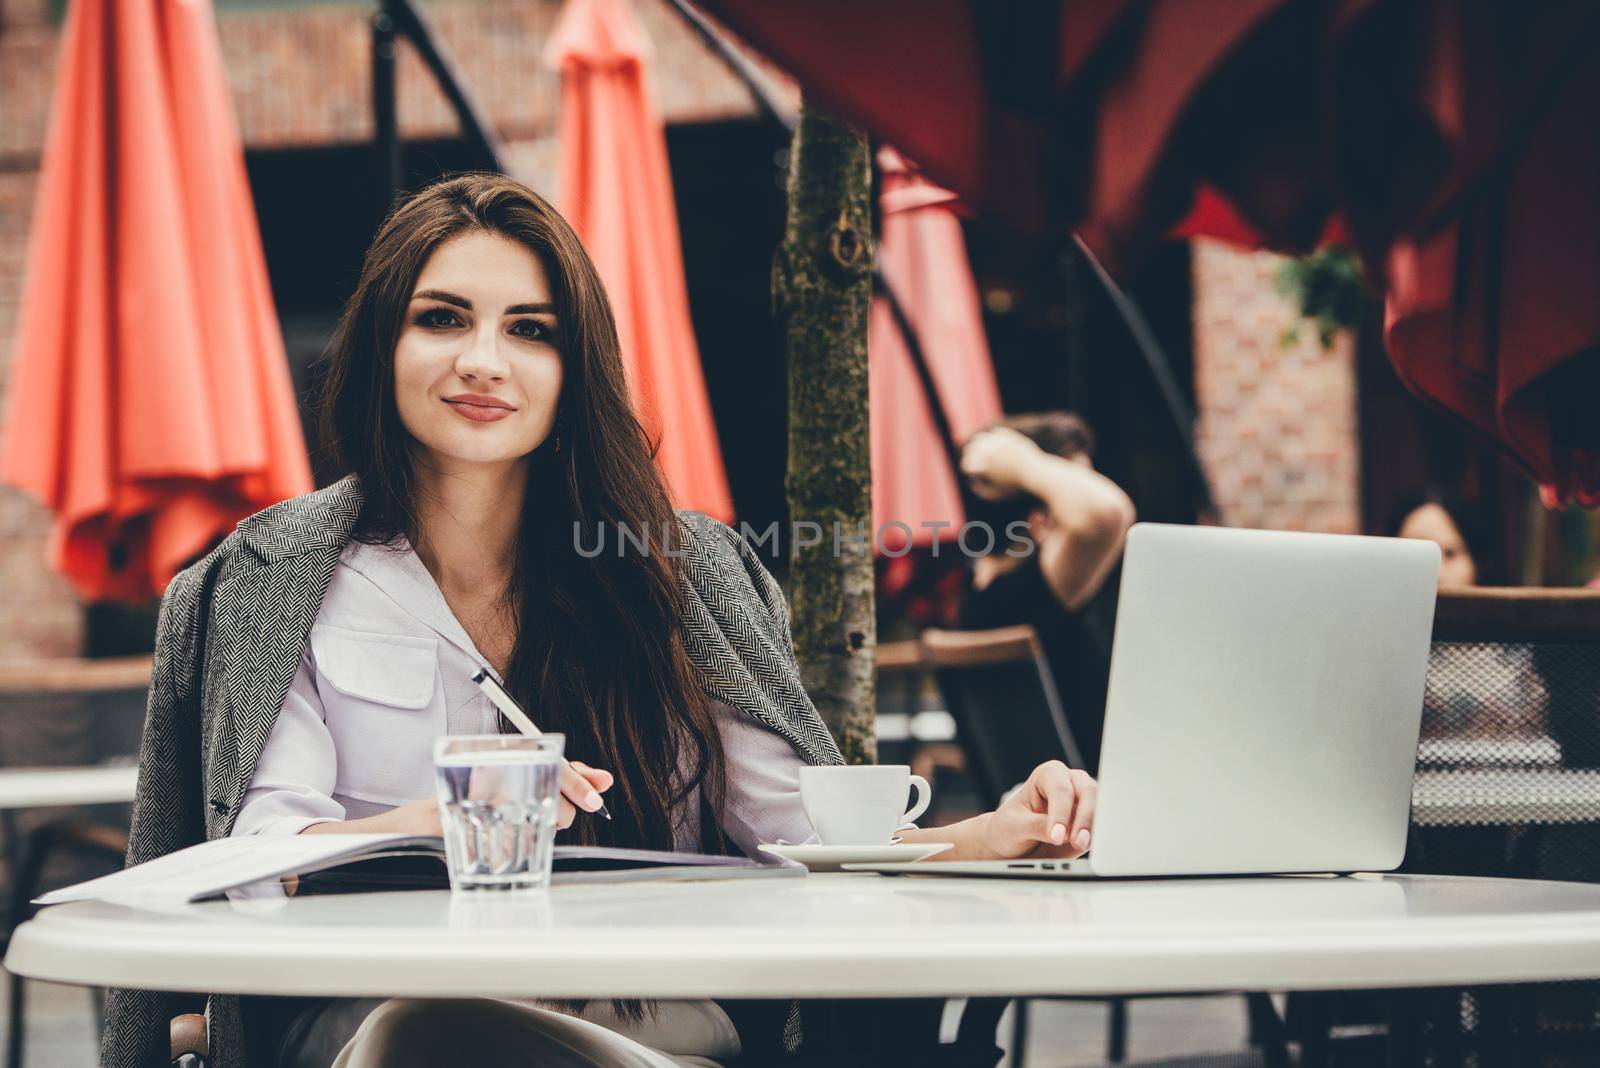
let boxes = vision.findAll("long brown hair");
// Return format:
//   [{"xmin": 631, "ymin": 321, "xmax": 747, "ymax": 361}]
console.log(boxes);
[{"xmin": 316, "ymin": 173, "xmax": 727, "ymax": 852}]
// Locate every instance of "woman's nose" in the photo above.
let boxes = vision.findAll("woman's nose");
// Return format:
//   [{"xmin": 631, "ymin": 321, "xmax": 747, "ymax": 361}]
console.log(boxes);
[{"xmin": 453, "ymin": 325, "xmax": 509, "ymax": 381}]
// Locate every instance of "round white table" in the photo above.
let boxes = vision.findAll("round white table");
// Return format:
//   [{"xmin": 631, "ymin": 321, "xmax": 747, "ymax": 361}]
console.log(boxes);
[{"xmin": 9, "ymin": 872, "xmax": 1600, "ymax": 999}]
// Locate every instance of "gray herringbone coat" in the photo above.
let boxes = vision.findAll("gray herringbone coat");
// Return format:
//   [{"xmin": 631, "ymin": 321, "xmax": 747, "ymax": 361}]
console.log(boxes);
[{"xmin": 102, "ymin": 475, "xmax": 843, "ymax": 1068}]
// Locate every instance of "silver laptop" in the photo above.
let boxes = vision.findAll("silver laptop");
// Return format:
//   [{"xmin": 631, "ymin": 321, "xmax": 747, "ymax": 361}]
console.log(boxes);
[{"xmin": 851, "ymin": 523, "xmax": 1440, "ymax": 879}]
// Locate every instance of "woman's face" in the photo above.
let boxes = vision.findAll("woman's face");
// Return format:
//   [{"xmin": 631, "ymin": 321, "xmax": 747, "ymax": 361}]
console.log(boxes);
[
  {"xmin": 1398, "ymin": 502, "xmax": 1478, "ymax": 588},
  {"xmin": 393, "ymin": 230, "xmax": 564, "ymax": 471}
]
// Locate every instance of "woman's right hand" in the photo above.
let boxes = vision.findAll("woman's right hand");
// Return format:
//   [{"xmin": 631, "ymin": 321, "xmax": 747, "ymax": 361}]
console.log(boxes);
[
  {"xmin": 380, "ymin": 798, "xmax": 445, "ymax": 836},
  {"xmin": 302, "ymin": 762, "xmax": 614, "ymax": 837},
  {"xmin": 557, "ymin": 761, "xmax": 613, "ymax": 830}
]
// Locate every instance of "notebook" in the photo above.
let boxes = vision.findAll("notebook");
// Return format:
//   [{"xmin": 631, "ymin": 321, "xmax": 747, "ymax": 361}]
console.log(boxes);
[{"xmin": 36, "ymin": 833, "xmax": 798, "ymax": 906}]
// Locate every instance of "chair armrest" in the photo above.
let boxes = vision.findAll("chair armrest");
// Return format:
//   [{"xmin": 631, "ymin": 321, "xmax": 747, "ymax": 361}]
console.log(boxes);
[{"xmin": 171, "ymin": 1013, "xmax": 208, "ymax": 1061}]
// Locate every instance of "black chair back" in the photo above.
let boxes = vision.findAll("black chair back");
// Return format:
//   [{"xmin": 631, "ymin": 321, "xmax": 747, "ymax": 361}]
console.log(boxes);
[
  {"xmin": 1408, "ymin": 588, "xmax": 1600, "ymax": 882},
  {"xmin": 1363, "ymin": 589, "xmax": 1600, "ymax": 1064},
  {"xmin": 919, "ymin": 626, "xmax": 1084, "ymax": 805}
]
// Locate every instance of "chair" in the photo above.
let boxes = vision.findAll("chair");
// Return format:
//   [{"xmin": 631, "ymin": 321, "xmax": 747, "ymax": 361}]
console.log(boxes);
[
  {"xmin": 1402, "ymin": 588, "xmax": 1600, "ymax": 1063},
  {"xmin": 919, "ymin": 626, "xmax": 1287, "ymax": 1067},
  {"xmin": 918, "ymin": 626, "xmax": 1084, "ymax": 804},
  {"xmin": 0, "ymin": 656, "xmax": 149, "ymax": 1068},
  {"xmin": 1293, "ymin": 588, "xmax": 1600, "ymax": 1064}
]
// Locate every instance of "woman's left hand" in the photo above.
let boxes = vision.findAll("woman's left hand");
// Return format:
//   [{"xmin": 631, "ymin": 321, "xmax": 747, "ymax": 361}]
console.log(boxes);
[{"xmin": 979, "ymin": 760, "xmax": 1097, "ymax": 860}]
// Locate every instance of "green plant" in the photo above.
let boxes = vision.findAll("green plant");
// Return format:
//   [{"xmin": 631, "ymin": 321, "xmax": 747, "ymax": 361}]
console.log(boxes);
[{"xmin": 1274, "ymin": 244, "xmax": 1369, "ymax": 350}]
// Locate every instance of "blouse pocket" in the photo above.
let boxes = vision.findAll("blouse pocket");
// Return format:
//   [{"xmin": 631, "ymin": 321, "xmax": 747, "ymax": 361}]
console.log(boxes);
[{"xmin": 309, "ymin": 623, "xmax": 441, "ymax": 805}]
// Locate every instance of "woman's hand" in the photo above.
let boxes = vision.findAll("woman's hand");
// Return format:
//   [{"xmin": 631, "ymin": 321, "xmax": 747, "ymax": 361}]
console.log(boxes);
[
  {"xmin": 300, "ymin": 797, "xmax": 443, "ymax": 837},
  {"xmin": 381, "ymin": 798, "xmax": 444, "ymax": 836},
  {"xmin": 979, "ymin": 760, "xmax": 1097, "ymax": 860},
  {"xmin": 556, "ymin": 761, "xmax": 613, "ymax": 830},
  {"xmin": 898, "ymin": 759, "xmax": 1097, "ymax": 862},
  {"xmin": 301, "ymin": 762, "xmax": 615, "ymax": 837}
]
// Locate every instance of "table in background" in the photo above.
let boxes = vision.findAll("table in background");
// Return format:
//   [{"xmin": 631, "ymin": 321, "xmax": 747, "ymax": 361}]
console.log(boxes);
[
  {"xmin": 0, "ymin": 656, "xmax": 148, "ymax": 1068},
  {"xmin": 0, "ymin": 767, "xmax": 138, "ymax": 814}
]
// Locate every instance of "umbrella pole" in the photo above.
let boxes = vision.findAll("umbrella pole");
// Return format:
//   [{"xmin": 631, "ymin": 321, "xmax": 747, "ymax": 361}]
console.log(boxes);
[
  {"xmin": 369, "ymin": 0, "xmax": 510, "ymax": 207},
  {"xmin": 384, "ymin": 0, "xmax": 509, "ymax": 172},
  {"xmin": 371, "ymin": 7, "xmax": 403, "ymax": 202},
  {"xmin": 1070, "ymin": 235, "xmax": 1222, "ymax": 524}
]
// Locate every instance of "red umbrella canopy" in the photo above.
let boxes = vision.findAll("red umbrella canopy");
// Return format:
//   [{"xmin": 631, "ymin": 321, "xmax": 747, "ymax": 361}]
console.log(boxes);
[
  {"xmin": 545, "ymin": 0, "xmax": 733, "ymax": 522},
  {"xmin": 0, "ymin": 0, "xmax": 312, "ymax": 602},
  {"xmin": 870, "ymin": 148, "xmax": 1002, "ymax": 552},
  {"xmin": 696, "ymin": 0, "xmax": 1600, "ymax": 505}
]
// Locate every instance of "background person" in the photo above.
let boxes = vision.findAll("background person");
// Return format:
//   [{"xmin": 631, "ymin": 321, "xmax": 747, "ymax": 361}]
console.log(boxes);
[
  {"xmin": 1389, "ymin": 489, "xmax": 1495, "ymax": 589},
  {"xmin": 103, "ymin": 174, "xmax": 1099, "ymax": 1068},
  {"xmin": 958, "ymin": 412, "xmax": 1136, "ymax": 775}
]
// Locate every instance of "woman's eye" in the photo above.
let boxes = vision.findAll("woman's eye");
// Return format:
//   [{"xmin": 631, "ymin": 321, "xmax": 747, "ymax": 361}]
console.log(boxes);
[
  {"xmin": 415, "ymin": 308, "xmax": 462, "ymax": 329},
  {"xmin": 511, "ymin": 319, "xmax": 553, "ymax": 342}
]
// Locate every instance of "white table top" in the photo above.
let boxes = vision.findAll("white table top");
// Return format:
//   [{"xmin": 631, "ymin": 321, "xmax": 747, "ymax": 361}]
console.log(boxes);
[
  {"xmin": 0, "ymin": 765, "xmax": 139, "ymax": 810},
  {"xmin": 1412, "ymin": 768, "xmax": 1600, "ymax": 826},
  {"xmin": 11, "ymin": 872, "xmax": 1600, "ymax": 999}
]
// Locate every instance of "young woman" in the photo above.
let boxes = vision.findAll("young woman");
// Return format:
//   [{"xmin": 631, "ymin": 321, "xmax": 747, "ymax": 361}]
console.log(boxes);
[{"xmin": 103, "ymin": 174, "xmax": 1096, "ymax": 1068}]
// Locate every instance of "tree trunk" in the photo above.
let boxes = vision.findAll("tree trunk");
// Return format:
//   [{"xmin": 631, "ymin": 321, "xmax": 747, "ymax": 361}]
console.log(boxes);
[{"xmin": 774, "ymin": 98, "xmax": 876, "ymax": 765}]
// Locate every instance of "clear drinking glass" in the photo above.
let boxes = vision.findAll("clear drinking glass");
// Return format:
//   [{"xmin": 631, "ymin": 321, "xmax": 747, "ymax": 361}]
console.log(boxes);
[{"xmin": 433, "ymin": 734, "xmax": 564, "ymax": 893}]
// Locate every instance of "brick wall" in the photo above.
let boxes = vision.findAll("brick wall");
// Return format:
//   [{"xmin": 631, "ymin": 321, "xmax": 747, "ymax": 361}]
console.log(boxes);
[{"xmin": 1190, "ymin": 239, "xmax": 1361, "ymax": 534}]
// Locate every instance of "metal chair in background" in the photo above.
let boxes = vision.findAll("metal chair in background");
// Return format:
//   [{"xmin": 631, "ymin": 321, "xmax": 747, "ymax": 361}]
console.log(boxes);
[
  {"xmin": 919, "ymin": 627, "xmax": 1084, "ymax": 803},
  {"xmin": 0, "ymin": 656, "xmax": 148, "ymax": 1068}
]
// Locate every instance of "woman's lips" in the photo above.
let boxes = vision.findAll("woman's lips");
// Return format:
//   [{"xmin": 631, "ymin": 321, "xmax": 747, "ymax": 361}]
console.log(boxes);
[{"xmin": 444, "ymin": 399, "xmax": 515, "ymax": 423}]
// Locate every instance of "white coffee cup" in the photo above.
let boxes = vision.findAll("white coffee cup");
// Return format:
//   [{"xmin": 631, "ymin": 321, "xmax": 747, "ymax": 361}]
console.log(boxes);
[{"xmin": 798, "ymin": 765, "xmax": 931, "ymax": 846}]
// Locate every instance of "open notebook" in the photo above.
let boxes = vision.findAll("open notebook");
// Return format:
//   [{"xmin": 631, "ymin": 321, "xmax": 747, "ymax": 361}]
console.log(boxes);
[{"xmin": 37, "ymin": 834, "xmax": 798, "ymax": 906}]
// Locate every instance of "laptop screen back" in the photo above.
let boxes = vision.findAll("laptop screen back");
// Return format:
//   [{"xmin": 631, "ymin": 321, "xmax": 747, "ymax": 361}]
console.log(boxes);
[{"xmin": 1089, "ymin": 524, "xmax": 1439, "ymax": 877}]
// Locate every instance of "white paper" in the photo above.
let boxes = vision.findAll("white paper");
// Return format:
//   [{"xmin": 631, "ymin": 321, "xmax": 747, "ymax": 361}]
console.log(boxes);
[
  {"xmin": 35, "ymin": 833, "xmax": 420, "ymax": 906},
  {"xmin": 36, "ymin": 835, "xmax": 776, "ymax": 907}
]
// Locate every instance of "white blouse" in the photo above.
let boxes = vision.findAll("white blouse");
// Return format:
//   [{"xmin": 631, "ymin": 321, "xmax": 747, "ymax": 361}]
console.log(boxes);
[{"xmin": 233, "ymin": 535, "xmax": 818, "ymax": 855}]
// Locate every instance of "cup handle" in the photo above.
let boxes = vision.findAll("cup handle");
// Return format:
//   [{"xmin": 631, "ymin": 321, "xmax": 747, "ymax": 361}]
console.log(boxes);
[{"xmin": 898, "ymin": 774, "xmax": 931, "ymax": 829}]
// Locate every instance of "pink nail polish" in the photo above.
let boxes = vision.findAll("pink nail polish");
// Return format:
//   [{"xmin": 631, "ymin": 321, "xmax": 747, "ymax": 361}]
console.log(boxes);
[
  {"xmin": 1052, "ymin": 822, "xmax": 1067, "ymax": 845},
  {"xmin": 1075, "ymin": 829, "xmax": 1092, "ymax": 848}
]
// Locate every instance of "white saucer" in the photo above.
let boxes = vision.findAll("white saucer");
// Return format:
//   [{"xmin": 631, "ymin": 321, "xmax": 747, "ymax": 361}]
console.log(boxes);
[{"xmin": 758, "ymin": 842, "xmax": 953, "ymax": 872}]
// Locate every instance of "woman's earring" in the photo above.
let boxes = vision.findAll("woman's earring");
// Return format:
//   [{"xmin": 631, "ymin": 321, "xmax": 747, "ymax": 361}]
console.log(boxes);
[{"xmin": 553, "ymin": 431, "xmax": 563, "ymax": 453}]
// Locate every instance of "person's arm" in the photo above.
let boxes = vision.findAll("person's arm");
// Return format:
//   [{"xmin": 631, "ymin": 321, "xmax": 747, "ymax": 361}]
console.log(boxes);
[
  {"xmin": 104, "ymin": 553, "xmax": 219, "ymax": 1066},
  {"xmin": 712, "ymin": 700, "xmax": 819, "ymax": 857},
  {"xmin": 1019, "ymin": 450, "xmax": 1135, "ymax": 611},
  {"xmin": 898, "ymin": 760, "xmax": 1096, "ymax": 861},
  {"xmin": 232, "ymin": 642, "xmax": 347, "ymax": 837},
  {"xmin": 301, "ymin": 761, "xmax": 613, "ymax": 837},
  {"xmin": 240, "ymin": 635, "xmax": 612, "ymax": 839},
  {"xmin": 961, "ymin": 427, "xmax": 1135, "ymax": 612}
]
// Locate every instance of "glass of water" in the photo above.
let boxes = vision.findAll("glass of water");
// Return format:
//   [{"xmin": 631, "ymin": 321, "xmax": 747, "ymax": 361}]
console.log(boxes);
[{"xmin": 433, "ymin": 734, "xmax": 564, "ymax": 894}]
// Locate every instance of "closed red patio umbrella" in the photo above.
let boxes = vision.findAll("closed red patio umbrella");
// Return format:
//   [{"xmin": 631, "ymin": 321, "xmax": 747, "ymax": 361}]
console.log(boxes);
[
  {"xmin": 870, "ymin": 148, "xmax": 1002, "ymax": 552},
  {"xmin": 546, "ymin": 0, "xmax": 733, "ymax": 522},
  {"xmin": 0, "ymin": 0, "xmax": 312, "ymax": 602}
]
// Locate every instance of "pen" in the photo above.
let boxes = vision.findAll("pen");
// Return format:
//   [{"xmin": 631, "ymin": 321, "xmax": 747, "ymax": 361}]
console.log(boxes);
[{"xmin": 471, "ymin": 668, "xmax": 613, "ymax": 821}]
